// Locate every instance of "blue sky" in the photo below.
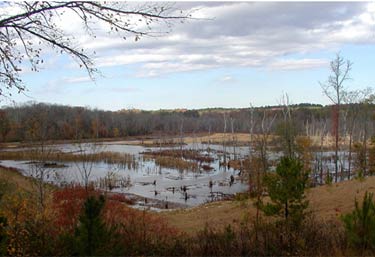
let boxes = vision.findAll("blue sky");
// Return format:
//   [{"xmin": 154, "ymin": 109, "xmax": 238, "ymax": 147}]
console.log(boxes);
[{"xmin": 3, "ymin": 2, "xmax": 375, "ymax": 110}]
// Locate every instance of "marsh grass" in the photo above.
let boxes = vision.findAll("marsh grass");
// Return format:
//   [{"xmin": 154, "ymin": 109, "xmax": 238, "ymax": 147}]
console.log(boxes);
[
  {"xmin": 0, "ymin": 150, "xmax": 138, "ymax": 169},
  {"xmin": 143, "ymin": 149, "xmax": 214, "ymax": 163},
  {"xmin": 141, "ymin": 138, "xmax": 186, "ymax": 147},
  {"xmin": 97, "ymin": 172, "xmax": 132, "ymax": 191},
  {"xmin": 154, "ymin": 156, "xmax": 198, "ymax": 171}
]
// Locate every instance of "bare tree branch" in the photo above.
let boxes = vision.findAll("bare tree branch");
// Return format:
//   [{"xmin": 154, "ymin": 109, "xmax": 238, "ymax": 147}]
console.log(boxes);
[{"xmin": 0, "ymin": 1, "xmax": 190, "ymax": 97}]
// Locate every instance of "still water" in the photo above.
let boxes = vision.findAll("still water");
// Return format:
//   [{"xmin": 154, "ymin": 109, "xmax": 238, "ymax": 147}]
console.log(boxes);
[{"xmin": 0, "ymin": 141, "xmax": 249, "ymax": 207}]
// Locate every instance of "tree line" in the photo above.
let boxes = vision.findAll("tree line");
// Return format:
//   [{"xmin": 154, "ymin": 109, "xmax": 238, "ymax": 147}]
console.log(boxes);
[{"xmin": 0, "ymin": 101, "xmax": 374, "ymax": 143}]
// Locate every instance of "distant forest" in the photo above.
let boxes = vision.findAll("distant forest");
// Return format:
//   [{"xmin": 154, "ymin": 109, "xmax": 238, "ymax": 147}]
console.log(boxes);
[{"xmin": 0, "ymin": 102, "xmax": 374, "ymax": 142}]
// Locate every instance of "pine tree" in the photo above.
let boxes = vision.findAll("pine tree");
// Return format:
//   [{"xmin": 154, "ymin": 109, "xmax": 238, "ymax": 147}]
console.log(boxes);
[
  {"xmin": 261, "ymin": 157, "xmax": 309, "ymax": 226},
  {"xmin": 74, "ymin": 195, "xmax": 108, "ymax": 256},
  {"xmin": 342, "ymin": 192, "xmax": 375, "ymax": 253}
]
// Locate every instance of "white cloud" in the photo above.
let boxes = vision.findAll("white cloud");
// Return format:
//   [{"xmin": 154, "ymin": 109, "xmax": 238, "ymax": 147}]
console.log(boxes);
[
  {"xmin": 218, "ymin": 75, "xmax": 237, "ymax": 85},
  {"xmin": 77, "ymin": 2, "xmax": 374, "ymax": 77},
  {"xmin": 135, "ymin": 62, "xmax": 218, "ymax": 77},
  {"xmin": 267, "ymin": 59, "xmax": 329, "ymax": 71},
  {"xmin": 64, "ymin": 76, "xmax": 92, "ymax": 84},
  {"xmin": 4, "ymin": 2, "xmax": 375, "ymax": 78}
]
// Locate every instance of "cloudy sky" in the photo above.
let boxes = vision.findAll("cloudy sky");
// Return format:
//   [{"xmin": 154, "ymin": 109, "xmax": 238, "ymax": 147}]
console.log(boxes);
[{"xmin": 5, "ymin": 1, "xmax": 375, "ymax": 110}]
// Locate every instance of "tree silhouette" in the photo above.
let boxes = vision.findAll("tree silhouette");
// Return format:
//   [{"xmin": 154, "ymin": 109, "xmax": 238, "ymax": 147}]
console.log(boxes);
[
  {"xmin": 320, "ymin": 53, "xmax": 352, "ymax": 182},
  {"xmin": 0, "ymin": 2, "xmax": 189, "ymax": 97}
]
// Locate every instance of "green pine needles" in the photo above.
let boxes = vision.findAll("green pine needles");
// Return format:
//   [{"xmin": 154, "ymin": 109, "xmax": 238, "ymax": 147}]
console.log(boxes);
[
  {"xmin": 261, "ymin": 157, "xmax": 309, "ymax": 226},
  {"xmin": 342, "ymin": 192, "xmax": 375, "ymax": 252}
]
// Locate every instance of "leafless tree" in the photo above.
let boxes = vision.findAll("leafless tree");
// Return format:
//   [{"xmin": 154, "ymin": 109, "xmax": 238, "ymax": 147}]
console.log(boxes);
[
  {"xmin": 222, "ymin": 112, "xmax": 228, "ymax": 166},
  {"xmin": 342, "ymin": 88, "xmax": 374, "ymax": 179},
  {"xmin": 320, "ymin": 53, "xmax": 352, "ymax": 182},
  {"xmin": 249, "ymin": 107, "xmax": 277, "ymax": 245},
  {"xmin": 26, "ymin": 109, "xmax": 56, "ymax": 212},
  {"xmin": 179, "ymin": 117, "xmax": 184, "ymax": 157},
  {"xmin": 28, "ymin": 147, "xmax": 56, "ymax": 212},
  {"xmin": 315, "ymin": 119, "xmax": 328, "ymax": 185},
  {"xmin": 73, "ymin": 140, "xmax": 104, "ymax": 192},
  {"xmin": 279, "ymin": 92, "xmax": 295, "ymax": 158},
  {"xmin": 245, "ymin": 103, "xmax": 255, "ymax": 187},
  {"xmin": 357, "ymin": 93, "xmax": 375, "ymax": 177},
  {"xmin": 0, "ymin": 1, "xmax": 189, "ymax": 97},
  {"xmin": 230, "ymin": 116, "xmax": 237, "ymax": 160}
]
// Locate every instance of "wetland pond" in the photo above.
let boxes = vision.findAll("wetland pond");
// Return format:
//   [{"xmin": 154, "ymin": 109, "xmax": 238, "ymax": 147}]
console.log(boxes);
[
  {"xmin": 0, "ymin": 141, "xmax": 250, "ymax": 209},
  {"xmin": 0, "ymin": 139, "xmax": 350, "ymax": 209}
]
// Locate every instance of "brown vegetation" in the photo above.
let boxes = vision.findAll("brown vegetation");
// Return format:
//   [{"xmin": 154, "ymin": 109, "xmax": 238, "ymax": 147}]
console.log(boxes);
[
  {"xmin": 143, "ymin": 149, "xmax": 214, "ymax": 163},
  {"xmin": 154, "ymin": 156, "xmax": 198, "ymax": 171},
  {"xmin": 0, "ymin": 165, "xmax": 34, "ymax": 192},
  {"xmin": 1, "ymin": 165, "xmax": 375, "ymax": 255},
  {"xmin": 0, "ymin": 150, "xmax": 138, "ymax": 169},
  {"xmin": 160, "ymin": 175, "xmax": 375, "ymax": 235}
]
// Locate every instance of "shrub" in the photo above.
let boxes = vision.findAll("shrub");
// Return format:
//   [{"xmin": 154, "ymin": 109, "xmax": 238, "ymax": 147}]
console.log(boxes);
[
  {"xmin": 342, "ymin": 191, "xmax": 375, "ymax": 253},
  {"xmin": 53, "ymin": 185, "xmax": 181, "ymax": 256},
  {"xmin": 261, "ymin": 157, "xmax": 309, "ymax": 226},
  {"xmin": 192, "ymin": 224, "xmax": 239, "ymax": 256},
  {"xmin": 0, "ymin": 216, "xmax": 7, "ymax": 255}
]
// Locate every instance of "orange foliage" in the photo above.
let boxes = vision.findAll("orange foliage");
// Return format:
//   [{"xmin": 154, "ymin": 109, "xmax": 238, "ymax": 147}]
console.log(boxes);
[
  {"xmin": 1, "ymin": 193, "xmax": 33, "ymax": 256},
  {"xmin": 52, "ymin": 185, "xmax": 99, "ymax": 233},
  {"xmin": 52, "ymin": 185, "xmax": 178, "ymax": 242},
  {"xmin": 104, "ymin": 198, "xmax": 179, "ymax": 236},
  {"xmin": 296, "ymin": 136, "xmax": 313, "ymax": 172}
]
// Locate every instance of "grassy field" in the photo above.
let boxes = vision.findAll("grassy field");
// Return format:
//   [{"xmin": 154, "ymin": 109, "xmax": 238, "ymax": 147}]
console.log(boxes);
[
  {"xmin": 1, "ymin": 132, "xmax": 357, "ymax": 150},
  {"xmin": 111, "ymin": 132, "xmax": 346, "ymax": 149},
  {"xmin": 160, "ymin": 176, "xmax": 375, "ymax": 234},
  {"xmin": 0, "ymin": 165, "xmax": 34, "ymax": 192}
]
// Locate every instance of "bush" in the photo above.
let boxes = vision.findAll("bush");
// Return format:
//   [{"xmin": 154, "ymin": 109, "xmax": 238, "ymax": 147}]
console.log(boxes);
[
  {"xmin": 53, "ymin": 185, "xmax": 182, "ymax": 256},
  {"xmin": 261, "ymin": 157, "xmax": 309, "ymax": 226},
  {"xmin": 193, "ymin": 224, "xmax": 238, "ymax": 256},
  {"xmin": 0, "ymin": 216, "xmax": 7, "ymax": 255},
  {"xmin": 342, "ymin": 191, "xmax": 375, "ymax": 253}
]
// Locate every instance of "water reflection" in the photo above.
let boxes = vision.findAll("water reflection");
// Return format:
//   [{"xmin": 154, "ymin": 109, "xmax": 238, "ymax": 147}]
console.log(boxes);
[{"xmin": 0, "ymin": 141, "xmax": 249, "ymax": 207}]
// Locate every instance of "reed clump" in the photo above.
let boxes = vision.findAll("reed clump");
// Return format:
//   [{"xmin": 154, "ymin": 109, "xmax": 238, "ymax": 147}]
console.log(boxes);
[
  {"xmin": 226, "ymin": 158, "xmax": 252, "ymax": 170},
  {"xmin": 0, "ymin": 150, "xmax": 138, "ymax": 169},
  {"xmin": 154, "ymin": 156, "xmax": 198, "ymax": 171},
  {"xmin": 141, "ymin": 138, "xmax": 185, "ymax": 147},
  {"xmin": 144, "ymin": 149, "xmax": 214, "ymax": 163}
]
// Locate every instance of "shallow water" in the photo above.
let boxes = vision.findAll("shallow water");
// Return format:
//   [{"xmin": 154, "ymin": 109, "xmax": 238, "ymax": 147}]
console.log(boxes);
[
  {"xmin": 0, "ymin": 141, "xmax": 249, "ymax": 206},
  {"xmin": 0, "ymin": 141, "xmax": 353, "ymax": 206}
]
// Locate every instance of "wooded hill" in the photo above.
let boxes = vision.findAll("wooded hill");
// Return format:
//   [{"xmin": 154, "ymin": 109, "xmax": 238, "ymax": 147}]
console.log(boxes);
[{"xmin": 0, "ymin": 102, "xmax": 373, "ymax": 142}]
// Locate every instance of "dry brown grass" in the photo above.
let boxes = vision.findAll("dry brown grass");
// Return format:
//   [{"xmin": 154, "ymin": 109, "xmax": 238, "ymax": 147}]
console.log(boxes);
[
  {"xmin": 117, "ymin": 133, "xmax": 254, "ymax": 146},
  {"xmin": 160, "ymin": 200, "xmax": 251, "ymax": 235},
  {"xmin": 143, "ymin": 149, "xmax": 214, "ymax": 163},
  {"xmin": 122, "ymin": 133, "xmax": 369, "ymax": 150},
  {"xmin": 0, "ymin": 150, "xmax": 138, "ymax": 168},
  {"xmin": 160, "ymin": 176, "xmax": 375, "ymax": 235},
  {"xmin": 154, "ymin": 156, "xmax": 198, "ymax": 171},
  {"xmin": 306, "ymin": 176, "xmax": 375, "ymax": 220},
  {"xmin": 187, "ymin": 133, "xmax": 251, "ymax": 144},
  {"xmin": 0, "ymin": 166, "xmax": 34, "ymax": 192}
]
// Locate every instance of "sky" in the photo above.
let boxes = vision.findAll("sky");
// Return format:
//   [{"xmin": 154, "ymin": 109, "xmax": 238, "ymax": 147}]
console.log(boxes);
[{"xmin": 3, "ymin": 1, "xmax": 375, "ymax": 111}]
